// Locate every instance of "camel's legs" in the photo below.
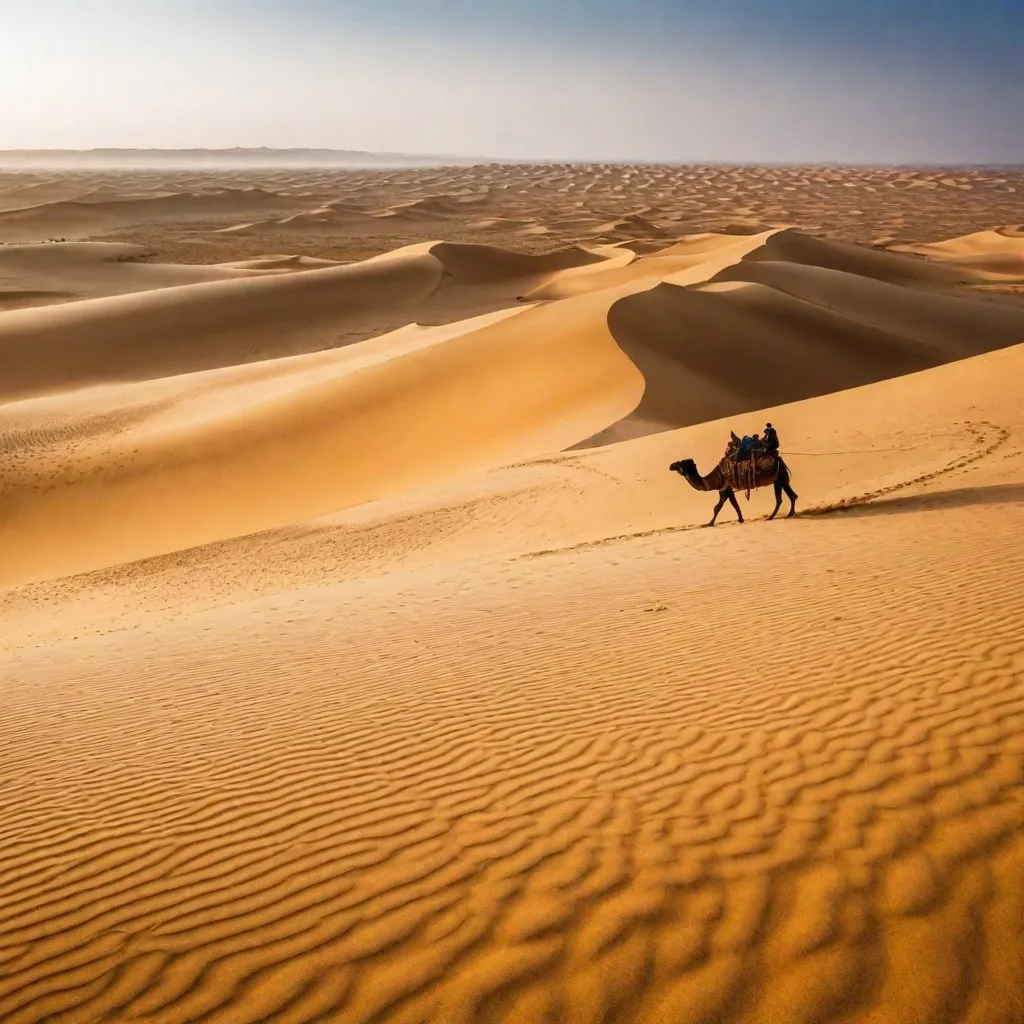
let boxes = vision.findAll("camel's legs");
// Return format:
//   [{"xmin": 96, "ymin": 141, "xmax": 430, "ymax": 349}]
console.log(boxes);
[
  {"xmin": 783, "ymin": 481, "xmax": 799, "ymax": 517},
  {"xmin": 709, "ymin": 492, "xmax": 728, "ymax": 526},
  {"xmin": 768, "ymin": 478, "xmax": 799, "ymax": 520},
  {"xmin": 726, "ymin": 490, "xmax": 744, "ymax": 523},
  {"xmin": 710, "ymin": 490, "xmax": 743, "ymax": 525}
]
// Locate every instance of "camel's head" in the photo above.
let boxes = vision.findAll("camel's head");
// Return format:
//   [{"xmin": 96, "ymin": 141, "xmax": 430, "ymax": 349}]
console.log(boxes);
[{"xmin": 669, "ymin": 459, "xmax": 696, "ymax": 476}]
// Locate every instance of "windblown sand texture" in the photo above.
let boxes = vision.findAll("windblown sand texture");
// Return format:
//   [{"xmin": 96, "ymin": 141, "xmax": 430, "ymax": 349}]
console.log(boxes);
[{"xmin": 2, "ymin": 163, "xmax": 1024, "ymax": 1024}]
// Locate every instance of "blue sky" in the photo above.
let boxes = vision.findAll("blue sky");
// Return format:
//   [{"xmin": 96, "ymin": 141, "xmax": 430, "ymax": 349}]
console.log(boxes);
[{"xmin": 2, "ymin": 0, "xmax": 1022, "ymax": 161}]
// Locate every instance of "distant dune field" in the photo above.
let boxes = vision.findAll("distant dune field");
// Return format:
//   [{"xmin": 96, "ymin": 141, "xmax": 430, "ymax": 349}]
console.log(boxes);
[{"xmin": 1, "ymin": 163, "xmax": 1023, "ymax": 1024}]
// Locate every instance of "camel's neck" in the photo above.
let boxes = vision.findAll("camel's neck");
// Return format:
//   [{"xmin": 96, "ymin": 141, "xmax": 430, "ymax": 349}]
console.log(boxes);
[
  {"xmin": 682, "ymin": 465, "xmax": 724, "ymax": 492},
  {"xmin": 703, "ymin": 467, "xmax": 727, "ymax": 491}
]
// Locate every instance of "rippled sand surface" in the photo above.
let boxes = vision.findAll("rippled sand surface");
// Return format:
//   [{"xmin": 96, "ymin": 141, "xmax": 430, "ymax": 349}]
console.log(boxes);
[{"xmin": 2, "ymin": 162, "xmax": 1023, "ymax": 1023}]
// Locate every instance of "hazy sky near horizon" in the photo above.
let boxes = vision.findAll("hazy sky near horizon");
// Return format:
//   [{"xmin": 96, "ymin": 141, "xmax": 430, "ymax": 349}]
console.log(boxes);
[{"xmin": 2, "ymin": 0, "xmax": 1022, "ymax": 162}]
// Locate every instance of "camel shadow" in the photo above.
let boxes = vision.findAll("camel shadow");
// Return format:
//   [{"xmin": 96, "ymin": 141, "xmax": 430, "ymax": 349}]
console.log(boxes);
[{"xmin": 803, "ymin": 481, "xmax": 1024, "ymax": 519}]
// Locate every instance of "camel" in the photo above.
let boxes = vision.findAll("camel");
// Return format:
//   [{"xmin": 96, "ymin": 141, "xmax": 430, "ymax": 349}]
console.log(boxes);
[{"xmin": 670, "ymin": 453, "xmax": 798, "ymax": 526}]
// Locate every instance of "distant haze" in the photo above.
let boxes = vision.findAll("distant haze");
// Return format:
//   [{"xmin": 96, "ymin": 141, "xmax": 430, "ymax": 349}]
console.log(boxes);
[
  {"xmin": 3, "ymin": 0, "xmax": 1023, "ymax": 164},
  {"xmin": 0, "ymin": 148, "xmax": 485, "ymax": 170}
]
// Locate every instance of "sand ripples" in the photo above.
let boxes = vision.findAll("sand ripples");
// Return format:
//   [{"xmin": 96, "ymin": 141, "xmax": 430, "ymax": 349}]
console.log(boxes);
[{"xmin": 3, "ymin": 467, "xmax": 1023, "ymax": 1021}]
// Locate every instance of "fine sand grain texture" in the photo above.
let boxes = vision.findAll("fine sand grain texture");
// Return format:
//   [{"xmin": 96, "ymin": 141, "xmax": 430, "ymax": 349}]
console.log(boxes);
[{"xmin": 1, "ymin": 164, "xmax": 1023, "ymax": 1024}]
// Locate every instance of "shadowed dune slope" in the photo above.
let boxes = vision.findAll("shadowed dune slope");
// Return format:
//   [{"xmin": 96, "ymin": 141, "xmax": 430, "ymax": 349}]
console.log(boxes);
[
  {"xmin": 0, "ymin": 251, "xmax": 445, "ymax": 398},
  {"xmin": 0, "ymin": 239, "xmax": 635, "ymax": 399},
  {"xmin": 216, "ymin": 254, "xmax": 345, "ymax": 271},
  {"xmin": 0, "ymin": 189, "xmax": 304, "ymax": 242},
  {"xmin": 708, "ymin": 260, "xmax": 1024, "ymax": 351},
  {"xmin": 0, "ymin": 239, "xmax": 629, "ymax": 402},
  {"xmin": 525, "ymin": 229, "xmax": 976, "ymax": 302},
  {"xmin": 581, "ymin": 263, "xmax": 1024, "ymax": 444},
  {"xmin": 741, "ymin": 227, "xmax": 971, "ymax": 285},
  {"xmin": 428, "ymin": 240, "xmax": 612, "ymax": 283},
  {"xmin": 0, "ymin": 241, "xmax": 271, "ymax": 308},
  {"xmin": 375, "ymin": 195, "xmax": 485, "ymax": 222},
  {"xmin": 646, "ymin": 229, "xmax": 977, "ymax": 289},
  {"xmin": 651, "ymin": 232, "xmax": 771, "ymax": 257}
]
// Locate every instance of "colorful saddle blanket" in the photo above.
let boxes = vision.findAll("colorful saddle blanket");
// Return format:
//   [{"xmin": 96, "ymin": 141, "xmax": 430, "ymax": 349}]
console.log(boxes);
[{"xmin": 721, "ymin": 453, "xmax": 780, "ymax": 496}]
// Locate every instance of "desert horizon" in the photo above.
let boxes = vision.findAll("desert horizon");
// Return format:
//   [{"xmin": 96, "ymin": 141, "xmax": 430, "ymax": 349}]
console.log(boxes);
[
  {"xmin": 5, "ymin": 148, "xmax": 1024, "ymax": 167},
  {"xmin": 2, "ymin": 2, "xmax": 1024, "ymax": 1021},
  {"xmin": 0, "ymin": 149, "xmax": 490, "ymax": 171}
]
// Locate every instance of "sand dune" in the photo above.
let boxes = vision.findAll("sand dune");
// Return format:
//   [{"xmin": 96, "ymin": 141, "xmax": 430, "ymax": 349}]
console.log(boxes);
[
  {"xmin": 0, "ymin": 178, "xmax": 154, "ymax": 212},
  {"xmin": 533, "ymin": 229, "xmax": 975, "ymax": 298},
  {"xmin": 893, "ymin": 226, "xmax": 1024, "ymax": 257},
  {"xmin": 4, "ymin": 236, "xmax": 1024, "ymax": 584},
  {"xmin": 0, "ymin": 287, "xmax": 646, "ymax": 585},
  {"xmin": 891, "ymin": 227, "xmax": 1024, "ymax": 278},
  {"xmin": 215, "ymin": 254, "xmax": 346, "ymax": 271},
  {"xmin": 737, "ymin": 228, "xmax": 973, "ymax": 286},
  {"xmin": 2, "ymin": 164, "xmax": 1024, "ymax": 1024},
  {"xmin": 218, "ymin": 207, "xmax": 377, "ymax": 235},
  {"xmin": 0, "ymin": 241, "xmax": 273, "ymax": 308},
  {"xmin": 651, "ymin": 232, "xmax": 774, "ymax": 257},
  {"xmin": 594, "ymin": 213, "xmax": 673, "ymax": 239},
  {"xmin": 469, "ymin": 216, "xmax": 540, "ymax": 231},
  {"xmin": 0, "ymin": 188, "xmax": 306, "ymax": 242},
  {"xmin": 376, "ymin": 196, "xmax": 480, "ymax": 222},
  {"xmin": 0, "ymin": 238, "xmax": 631, "ymax": 400},
  {"xmin": 588, "ymin": 267, "xmax": 1024, "ymax": 443},
  {"xmin": 0, "ymin": 249, "xmax": 448, "ymax": 399},
  {"xmin": 428, "ymin": 240, "xmax": 611, "ymax": 283},
  {"xmin": 0, "ymin": 199, "xmax": 116, "ymax": 240},
  {"xmin": 3, "ymin": 229, "xmax": 1024, "ymax": 581},
  {"xmin": 707, "ymin": 260, "xmax": 1024, "ymax": 347}
]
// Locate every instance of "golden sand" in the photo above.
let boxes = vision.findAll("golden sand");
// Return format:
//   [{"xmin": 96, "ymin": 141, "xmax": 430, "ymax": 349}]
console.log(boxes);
[{"xmin": 1, "ymin": 165, "xmax": 1023, "ymax": 1023}]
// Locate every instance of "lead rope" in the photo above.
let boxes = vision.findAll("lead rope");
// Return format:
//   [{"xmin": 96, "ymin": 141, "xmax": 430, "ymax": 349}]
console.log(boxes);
[{"xmin": 784, "ymin": 442, "xmax": 932, "ymax": 457}]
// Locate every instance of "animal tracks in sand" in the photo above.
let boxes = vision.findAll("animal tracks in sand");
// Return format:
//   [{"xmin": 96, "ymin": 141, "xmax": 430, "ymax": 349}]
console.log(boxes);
[
  {"xmin": 520, "ymin": 418, "xmax": 1013, "ymax": 561},
  {"xmin": 804, "ymin": 419, "xmax": 1012, "ymax": 516}
]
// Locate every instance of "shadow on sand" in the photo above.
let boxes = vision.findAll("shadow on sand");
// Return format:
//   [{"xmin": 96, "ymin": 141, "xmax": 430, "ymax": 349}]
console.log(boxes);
[{"xmin": 802, "ymin": 481, "xmax": 1024, "ymax": 518}]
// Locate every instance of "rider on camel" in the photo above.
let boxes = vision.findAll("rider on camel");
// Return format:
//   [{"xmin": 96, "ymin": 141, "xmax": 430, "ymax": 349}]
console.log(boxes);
[
  {"xmin": 730, "ymin": 431, "xmax": 761, "ymax": 460},
  {"xmin": 729, "ymin": 432, "xmax": 747, "ymax": 459},
  {"xmin": 728, "ymin": 424, "xmax": 780, "ymax": 461}
]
